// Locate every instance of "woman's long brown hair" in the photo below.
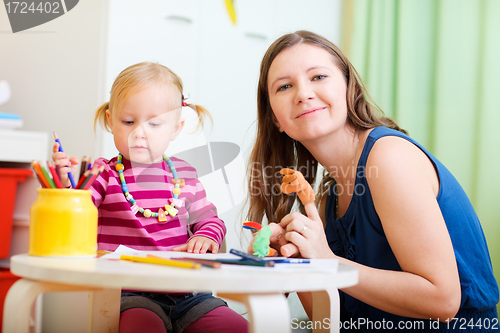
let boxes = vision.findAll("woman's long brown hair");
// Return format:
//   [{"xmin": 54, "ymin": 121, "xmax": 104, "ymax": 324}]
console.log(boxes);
[{"xmin": 246, "ymin": 30, "xmax": 406, "ymax": 225}]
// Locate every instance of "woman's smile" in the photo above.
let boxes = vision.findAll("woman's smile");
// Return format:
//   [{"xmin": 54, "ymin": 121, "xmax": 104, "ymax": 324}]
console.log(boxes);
[{"xmin": 295, "ymin": 106, "xmax": 326, "ymax": 119}]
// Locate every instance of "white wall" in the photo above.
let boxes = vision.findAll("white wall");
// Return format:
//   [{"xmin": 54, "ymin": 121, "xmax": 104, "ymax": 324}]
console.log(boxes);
[
  {"xmin": 0, "ymin": 1, "xmax": 342, "ymax": 331},
  {"xmin": 0, "ymin": 2, "xmax": 106, "ymax": 332},
  {"xmin": 0, "ymin": 0, "xmax": 106, "ymax": 159}
]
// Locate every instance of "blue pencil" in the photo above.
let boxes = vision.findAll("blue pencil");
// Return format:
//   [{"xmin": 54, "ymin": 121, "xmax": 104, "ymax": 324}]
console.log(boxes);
[
  {"xmin": 229, "ymin": 249, "xmax": 310, "ymax": 264},
  {"xmin": 53, "ymin": 132, "xmax": 77, "ymax": 188},
  {"xmin": 229, "ymin": 249, "xmax": 267, "ymax": 262}
]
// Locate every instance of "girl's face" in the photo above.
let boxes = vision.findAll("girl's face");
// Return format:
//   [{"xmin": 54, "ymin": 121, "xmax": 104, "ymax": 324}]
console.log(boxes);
[
  {"xmin": 267, "ymin": 43, "xmax": 348, "ymax": 144},
  {"xmin": 107, "ymin": 84, "xmax": 185, "ymax": 164}
]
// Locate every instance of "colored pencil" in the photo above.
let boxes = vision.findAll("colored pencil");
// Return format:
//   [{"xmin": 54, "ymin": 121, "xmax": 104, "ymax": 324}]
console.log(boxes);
[
  {"xmin": 47, "ymin": 161, "xmax": 63, "ymax": 189},
  {"xmin": 31, "ymin": 161, "xmax": 50, "ymax": 188},
  {"xmin": 175, "ymin": 257, "xmax": 222, "ymax": 269},
  {"xmin": 82, "ymin": 165, "xmax": 104, "ymax": 190},
  {"xmin": 53, "ymin": 132, "xmax": 77, "ymax": 188},
  {"xmin": 75, "ymin": 169, "xmax": 90, "ymax": 189},
  {"xmin": 208, "ymin": 258, "xmax": 274, "ymax": 267},
  {"xmin": 87, "ymin": 157, "xmax": 92, "ymax": 171},
  {"xmin": 78, "ymin": 166, "xmax": 95, "ymax": 189},
  {"xmin": 55, "ymin": 164, "xmax": 62, "ymax": 182},
  {"xmin": 121, "ymin": 255, "xmax": 201, "ymax": 269},
  {"xmin": 269, "ymin": 258, "xmax": 310, "ymax": 263},
  {"xmin": 96, "ymin": 250, "xmax": 111, "ymax": 258},
  {"xmin": 171, "ymin": 256, "xmax": 274, "ymax": 267},
  {"xmin": 79, "ymin": 156, "xmax": 88, "ymax": 179},
  {"xmin": 40, "ymin": 164, "xmax": 56, "ymax": 188},
  {"xmin": 229, "ymin": 249, "xmax": 266, "ymax": 262}
]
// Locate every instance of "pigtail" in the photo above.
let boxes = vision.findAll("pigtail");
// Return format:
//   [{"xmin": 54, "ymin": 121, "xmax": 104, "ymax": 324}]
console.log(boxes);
[
  {"xmin": 184, "ymin": 103, "xmax": 213, "ymax": 133},
  {"xmin": 94, "ymin": 102, "xmax": 111, "ymax": 133}
]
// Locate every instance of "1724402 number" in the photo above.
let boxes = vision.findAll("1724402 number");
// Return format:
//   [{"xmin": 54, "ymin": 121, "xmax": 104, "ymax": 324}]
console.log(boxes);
[
  {"xmin": 445, "ymin": 317, "xmax": 498, "ymax": 330},
  {"xmin": 5, "ymin": 1, "xmax": 60, "ymax": 14}
]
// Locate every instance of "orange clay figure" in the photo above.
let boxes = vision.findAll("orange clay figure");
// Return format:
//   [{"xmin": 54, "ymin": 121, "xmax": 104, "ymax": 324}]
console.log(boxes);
[
  {"xmin": 246, "ymin": 169, "xmax": 314, "ymax": 257},
  {"xmin": 280, "ymin": 168, "xmax": 315, "ymax": 205}
]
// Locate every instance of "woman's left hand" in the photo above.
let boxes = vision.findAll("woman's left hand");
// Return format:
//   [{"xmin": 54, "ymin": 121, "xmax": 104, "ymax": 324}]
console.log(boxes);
[
  {"xmin": 279, "ymin": 202, "xmax": 334, "ymax": 259},
  {"xmin": 246, "ymin": 222, "xmax": 300, "ymax": 257},
  {"xmin": 172, "ymin": 236, "xmax": 219, "ymax": 254}
]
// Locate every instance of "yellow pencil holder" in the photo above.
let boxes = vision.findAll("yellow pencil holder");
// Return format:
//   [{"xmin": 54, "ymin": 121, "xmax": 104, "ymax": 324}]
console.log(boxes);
[{"xmin": 29, "ymin": 189, "xmax": 97, "ymax": 257}]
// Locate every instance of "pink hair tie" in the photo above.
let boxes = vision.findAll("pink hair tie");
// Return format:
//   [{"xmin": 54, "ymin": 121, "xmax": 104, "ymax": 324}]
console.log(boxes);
[{"xmin": 182, "ymin": 93, "xmax": 190, "ymax": 107}]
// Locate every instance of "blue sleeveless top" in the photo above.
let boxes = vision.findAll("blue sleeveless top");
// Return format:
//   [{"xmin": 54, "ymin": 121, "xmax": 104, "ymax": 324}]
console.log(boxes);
[{"xmin": 325, "ymin": 127, "xmax": 499, "ymax": 332}]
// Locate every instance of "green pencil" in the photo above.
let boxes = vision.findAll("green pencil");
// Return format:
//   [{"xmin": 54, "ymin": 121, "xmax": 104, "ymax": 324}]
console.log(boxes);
[{"xmin": 40, "ymin": 165, "xmax": 56, "ymax": 188}]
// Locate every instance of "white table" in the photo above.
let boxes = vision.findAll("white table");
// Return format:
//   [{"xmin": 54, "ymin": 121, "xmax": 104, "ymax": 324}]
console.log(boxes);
[{"xmin": 4, "ymin": 254, "xmax": 358, "ymax": 333}]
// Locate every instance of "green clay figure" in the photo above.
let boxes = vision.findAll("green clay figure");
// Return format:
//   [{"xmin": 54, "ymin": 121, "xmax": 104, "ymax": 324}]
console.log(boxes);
[{"xmin": 252, "ymin": 225, "xmax": 272, "ymax": 257}]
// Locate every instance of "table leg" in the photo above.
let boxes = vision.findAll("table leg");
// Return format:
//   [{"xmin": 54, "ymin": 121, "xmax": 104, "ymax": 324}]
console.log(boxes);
[
  {"xmin": 2, "ymin": 278, "xmax": 101, "ymax": 333},
  {"xmin": 311, "ymin": 289, "xmax": 340, "ymax": 333},
  {"xmin": 218, "ymin": 293, "xmax": 291, "ymax": 333},
  {"xmin": 87, "ymin": 288, "xmax": 121, "ymax": 333}
]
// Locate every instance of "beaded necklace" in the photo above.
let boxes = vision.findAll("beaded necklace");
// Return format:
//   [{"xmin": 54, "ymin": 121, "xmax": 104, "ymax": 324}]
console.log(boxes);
[{"xmin": 116, "ymin": 153, "xmax": 185, "ymax": 223}]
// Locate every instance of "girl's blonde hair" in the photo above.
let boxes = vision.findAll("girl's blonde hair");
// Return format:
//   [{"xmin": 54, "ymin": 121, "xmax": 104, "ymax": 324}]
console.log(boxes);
[
  {"xmin": 246, "ymin": 30, "xmax": 406, "ymax": 225},
  {"xmin": 94, "ymin": 62, "xmax": 211, "ymax": 133}
]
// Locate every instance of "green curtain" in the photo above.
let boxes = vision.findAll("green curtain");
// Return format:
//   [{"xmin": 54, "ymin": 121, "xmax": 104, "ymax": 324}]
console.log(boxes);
[{"xmin": 342, "ymin": 0, "xmax": 500, "ymax": 311}]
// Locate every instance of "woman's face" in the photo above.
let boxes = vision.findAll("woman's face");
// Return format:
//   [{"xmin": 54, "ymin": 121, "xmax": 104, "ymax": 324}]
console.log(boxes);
[{"xmin": 267, "ymin": 43, "xmax": 348, "ymax": 144}]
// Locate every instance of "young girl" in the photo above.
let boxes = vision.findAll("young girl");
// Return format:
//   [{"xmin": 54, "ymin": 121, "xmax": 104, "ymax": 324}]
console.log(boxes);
[
  {"xmin": 53, "ymin": 62, "xmax": 248, "ymax": 333},
  {"xmin": 247, "ymin": 31, "xmax": 499, "ymax": 332}
]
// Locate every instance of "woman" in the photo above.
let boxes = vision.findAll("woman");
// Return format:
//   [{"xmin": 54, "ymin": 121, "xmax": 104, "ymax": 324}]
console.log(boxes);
[{"xmin": 246, "ymin": 30, "xmax": 498, "ymax": 332}]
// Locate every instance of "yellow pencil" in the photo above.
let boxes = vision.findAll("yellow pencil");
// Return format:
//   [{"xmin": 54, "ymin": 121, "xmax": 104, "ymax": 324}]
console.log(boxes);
[
  {"xmin": 120, "ymin": 255, "xmax": 201, "ymax": 269},
  {"xmin": 97, "ymin": 250, "xmax": 110, "ymax": 258}
]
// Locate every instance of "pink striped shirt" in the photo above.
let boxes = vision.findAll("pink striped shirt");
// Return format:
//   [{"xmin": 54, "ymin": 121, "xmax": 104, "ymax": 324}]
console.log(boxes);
[{"xmin": 91, "ymin": 156, "xmax": 226, "ymax": 252}]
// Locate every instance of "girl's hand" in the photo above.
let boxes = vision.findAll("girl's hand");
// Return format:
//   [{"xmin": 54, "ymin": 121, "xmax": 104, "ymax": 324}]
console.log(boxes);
[
  {"xmin": 279, "ymin": 202, "xmax": 334, "ymax": 259},
  {"xmin": 246, "ymin": 223, "xmax": 300, "ymax": 257},
  {"xmin": 172, "ymin": 236, "xmax": 219, "ymax": 254},
  {"xmin": 51, "ymin": 142, "xmax": 79, "ymax": 188}
]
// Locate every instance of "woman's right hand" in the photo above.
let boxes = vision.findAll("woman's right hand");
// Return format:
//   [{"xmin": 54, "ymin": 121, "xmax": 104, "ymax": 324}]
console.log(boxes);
[
  {"xmin": 247, "ymin": 222, "xmax": 300, "ymax": 257},
  {"xmin": 280, "ymin": 202, "xmax": 335, "ymax": 259},
  {"xmin": 52, "ymin": 142, "xmax": 79, "ymax": 188}
]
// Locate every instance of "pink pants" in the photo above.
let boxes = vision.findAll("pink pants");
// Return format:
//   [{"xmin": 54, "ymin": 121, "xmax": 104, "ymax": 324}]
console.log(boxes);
[{"xmin": 119, "ymin": 306, "xmax": 248, "ymax": 333}]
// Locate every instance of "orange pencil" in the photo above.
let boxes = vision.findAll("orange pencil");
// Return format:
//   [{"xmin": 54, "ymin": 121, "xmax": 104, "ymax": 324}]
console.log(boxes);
[
  {"xmin": 31, "ymin": 161, "xmax": 50, "ymax": 188},
  {"xmin": 47, "ymin": 161, "xmax": 63, "ymax": 189}
]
